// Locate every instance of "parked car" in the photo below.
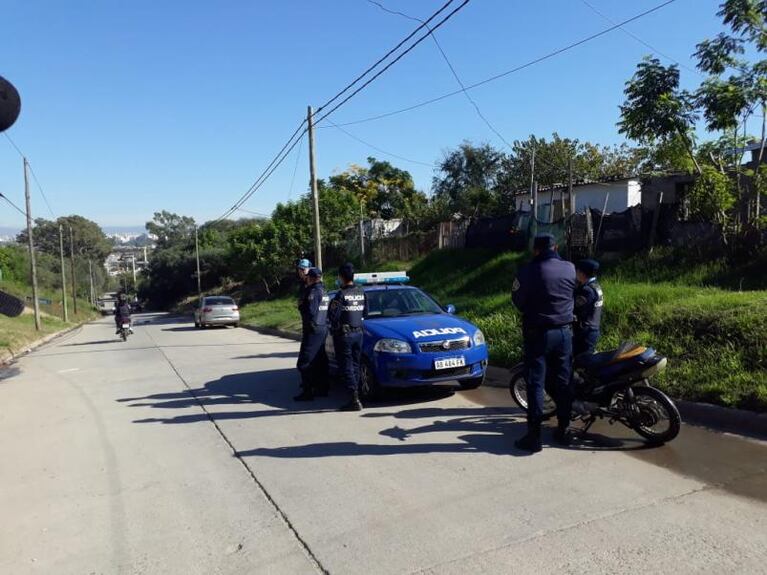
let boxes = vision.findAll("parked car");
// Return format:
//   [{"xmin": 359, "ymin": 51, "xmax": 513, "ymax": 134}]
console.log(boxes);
[
  {"xmin": 97, "ymin": 292, "xmax": 118, "ymax": 315},
  {"xmin": 194, "ymin": 296, "xmax": 240, "ymax": 328},
  {"xmin": 325, "ymin": 272, "xmax": 488, "ymax": 399}
]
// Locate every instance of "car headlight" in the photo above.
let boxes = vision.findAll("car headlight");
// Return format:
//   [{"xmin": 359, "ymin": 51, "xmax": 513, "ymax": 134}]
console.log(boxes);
[
  {"xmin": 374, "ymin": 338, "xmax": 411, "ymax": 354},
  {"xmin": 473, "ymin": 329, "xmax": 486, "ymax": 346}
]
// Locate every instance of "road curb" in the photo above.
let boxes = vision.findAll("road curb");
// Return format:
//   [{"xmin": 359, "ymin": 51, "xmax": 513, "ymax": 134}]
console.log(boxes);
[
  {"xmin": 241, "ymin": 324, "xmax": 301, "ymax": 342},
  {"xmin": 0, "ymin": 320, "xmax": 90, "ymax": 366}
]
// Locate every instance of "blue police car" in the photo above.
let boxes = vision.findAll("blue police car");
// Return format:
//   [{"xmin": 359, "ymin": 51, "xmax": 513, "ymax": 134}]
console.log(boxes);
[{"xmin": 325, "ymin": 271, "xmax": 488, "ymax": 398}]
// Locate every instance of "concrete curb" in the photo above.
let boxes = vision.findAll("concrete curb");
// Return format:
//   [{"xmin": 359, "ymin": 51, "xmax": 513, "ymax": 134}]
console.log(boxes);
[
  {"xmin": 241, "ymin": 324, "xmax": 302, "ymax": 342},
  {"xmin": 0, "ymin": 320, "xmax": 90, "ymax": 366}
]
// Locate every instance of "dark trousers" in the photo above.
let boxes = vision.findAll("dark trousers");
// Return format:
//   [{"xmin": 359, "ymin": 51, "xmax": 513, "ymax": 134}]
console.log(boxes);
[
  {"xmin": 574, "ymin": 328, "xmax": 599, "ymax": 358},
  {"xmin": 333, "ymin": 330, "xmax": 363, "ymax": 392},
  {"xmin": 523, "ymin": 326, "xmax": 573, "ymax": 429},
  {"xmin": 297, "ymin": 329, "xmax": 328, "ymax": 394}
]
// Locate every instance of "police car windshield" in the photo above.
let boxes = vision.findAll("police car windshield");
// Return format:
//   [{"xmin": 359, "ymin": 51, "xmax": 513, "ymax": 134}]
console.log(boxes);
[{"xmin": 364, "ymin": 288, "xmax": 443, "ymax": 318}]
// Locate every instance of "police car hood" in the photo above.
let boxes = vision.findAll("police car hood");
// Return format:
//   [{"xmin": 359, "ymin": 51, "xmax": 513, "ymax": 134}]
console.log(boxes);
[{"xmin": 364, "ymin": 313, "xmax": 476, "ymax": 343}]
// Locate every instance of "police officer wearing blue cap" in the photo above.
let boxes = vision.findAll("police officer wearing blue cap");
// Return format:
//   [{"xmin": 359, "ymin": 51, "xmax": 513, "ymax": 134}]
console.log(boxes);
[
  {"xmin": 574, "ymin": 259, "xmax": 603, "ymax": 359},
  {"xmin": 329, "ymin": 263, "xmax": 366, "ymax": 411},
  {"xmin": 295, "ymin": 267, "xmax": 330, "ymax": 401},
  {"xmin": 512, "ymin": 233, "xmax": 577, "ymax": 452}
]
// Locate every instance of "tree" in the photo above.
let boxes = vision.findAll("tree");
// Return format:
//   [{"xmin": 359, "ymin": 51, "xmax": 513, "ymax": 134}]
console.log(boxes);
[
  {"xmin": 689, "ymin": 165, "xmax": 736, "ymax": 225},
  {"xmin": 618, "ymin": 57, "xmax": 702, "ymax": 174},
  {"xmin": 433, "ymin": 142, "xmax": 504, "ymax": 217},
  {"xmin": 16, "ymin": 215, "xmax": 113, "ymax": 263},
  {"xmin": 145, "ymin": 211, "xmax": 196, "ymax": 249}
]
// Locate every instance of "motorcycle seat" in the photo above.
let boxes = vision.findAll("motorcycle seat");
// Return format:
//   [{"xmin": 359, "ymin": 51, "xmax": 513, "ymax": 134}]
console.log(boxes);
[{"xmin": 576, "ymin": 343, "xmax": 649, "ymax": 371}]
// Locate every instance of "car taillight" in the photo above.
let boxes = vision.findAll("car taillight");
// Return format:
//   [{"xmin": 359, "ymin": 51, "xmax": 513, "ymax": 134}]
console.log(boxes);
[
  {"xmin": 232, "ymin": 306, "xmax": 239, "ymax": 311},
  {"xmin": 203, "ymin": 307, "xmax": 212, "ymax": 312}
]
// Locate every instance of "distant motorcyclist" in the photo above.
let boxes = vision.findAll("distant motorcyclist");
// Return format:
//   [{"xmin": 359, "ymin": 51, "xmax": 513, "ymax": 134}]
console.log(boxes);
[
  {"xmin": 114, "ymin": 293, "xmax": 132, "ymax": 334},
  {"xmin": 573, "ymin": 259, "xmax": 603, "ymax": 359}
]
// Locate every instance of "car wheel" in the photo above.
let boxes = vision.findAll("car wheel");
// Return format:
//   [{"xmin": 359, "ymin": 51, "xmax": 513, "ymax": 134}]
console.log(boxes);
[
  {"xmin": 459, "ymin": 374, "xmax": 485, "ymax": 390},
  {"xmin": 359, "ymin": 360, "xmax": 383, "ymax": 402},
  {"xmin": 233, "ymin": 323, "xmax": 239, "ymax": 328}
]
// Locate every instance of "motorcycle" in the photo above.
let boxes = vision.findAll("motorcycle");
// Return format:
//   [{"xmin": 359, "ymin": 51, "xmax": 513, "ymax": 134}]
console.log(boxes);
[
  {"xmin": 118, "ymin": 321, "xmax": 132, "ymax": 342},
  {"xmin": 509, "ymin": 342, "xmax": 681, "ymax": 445}
]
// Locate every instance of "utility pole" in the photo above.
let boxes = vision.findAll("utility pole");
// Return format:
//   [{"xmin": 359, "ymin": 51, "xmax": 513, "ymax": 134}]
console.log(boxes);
[
  {"xmin": 69, "ymin": 225, "xmax": 78, "ymax": 315},
  {"xmin": 529, "ymin": 146, "xmax": 536, "ymax": 219},
  {"xmin": 194, "ymin": 225, "xmax": 202, "ymax": 300},
  {"xmin": 131, "ymin": 254, "xmax": 137, "ymax": 287},
  {"xmin": 58, "ymin": 224, "xmax": 69, "ymax": 322},
  {"xmin": 359, "ymin": 201, "xmax": 365, "ymax": 264},
  {"xmin": 568, "ymin": 155, "xmax": 575, "ymax": 217},
  {"xmin": 307, "ymin": 105, "xmax": 322, "ymax": 269},
  {"xmin": 88, "ymin": 259, "xmax": 95, "ymax": 306},
  {"xmin": 23, "ymin": 158, "xmax": 41, "ymax": 331}
]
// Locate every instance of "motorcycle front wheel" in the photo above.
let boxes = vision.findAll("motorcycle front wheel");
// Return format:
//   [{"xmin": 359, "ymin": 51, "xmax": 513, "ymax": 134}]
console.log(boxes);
[
  {"xmin": 628, "ymin": 386, "xmax": 681, "ymax": 444},
  {"xmin": 509, "ymin": 364, "xmax": 557, "ymax": 419}
]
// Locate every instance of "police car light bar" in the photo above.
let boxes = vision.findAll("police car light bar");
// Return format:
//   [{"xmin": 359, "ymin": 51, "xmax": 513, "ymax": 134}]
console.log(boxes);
[{"xmin": 353, "ymin": 271, "xmax": 410, "ymax": 285}]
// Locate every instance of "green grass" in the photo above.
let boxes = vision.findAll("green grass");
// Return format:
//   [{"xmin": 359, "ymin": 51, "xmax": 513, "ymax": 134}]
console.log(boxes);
[
  {"xmin": 0, "ymin": 280, "xmax": 99, "ymax": 355},
  {"xmin": 240, "ymin": 248, "xmax": 767, "ymax": 412}
]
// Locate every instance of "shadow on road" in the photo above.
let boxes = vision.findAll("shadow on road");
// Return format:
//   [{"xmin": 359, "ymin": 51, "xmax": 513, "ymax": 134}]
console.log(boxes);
[
  {"xmin": 233, "ymin": 351, "xmax": 299, "ymax": 360},
  {"xmin": 63, "ymin": 340, "xmax": 120, "ymax": 347}
]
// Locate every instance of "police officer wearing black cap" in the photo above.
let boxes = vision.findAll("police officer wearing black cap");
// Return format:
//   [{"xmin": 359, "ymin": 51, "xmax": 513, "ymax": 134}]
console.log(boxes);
[
  {"xmin": 329, "ymin": 263, "xmax": 366, "ymax": 411},
  {"xmin": 512, "ymin": 233, "xmax": 577, "ymax": 452},
  {"xmin": 295, "ymin": 267, "xmax": 330, "ymax": 401},
  {"xmin": 574, "ymin": 259, "xmax": 603, "ymax": 358}
]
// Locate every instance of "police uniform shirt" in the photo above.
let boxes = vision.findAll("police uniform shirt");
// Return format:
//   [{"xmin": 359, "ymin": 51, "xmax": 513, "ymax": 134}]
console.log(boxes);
[
  {"xmin": 512, "ymin": 251, "xmax": 577, "ymax": 330},
  {"xmin": 329, "ymin": 284, "xmax": 365, "ymax": 331},
  {"xmin": 299, "ymin": 282, "xmax": 329, "ymax": 332},
  {"xmin": 574, "ymin": 279, "xmax": 603, "ymax": 331}
]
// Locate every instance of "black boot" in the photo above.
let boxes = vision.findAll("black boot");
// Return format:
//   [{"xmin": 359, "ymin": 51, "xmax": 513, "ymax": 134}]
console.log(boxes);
[
  {"xmin": 339, "ymin": 390, "xmax": 362, "ymax": 411},
  {"xmin": 553, "ymin": 424, "xmax": 572, "ymax": 446},
  {"xmin": 293, "ymin": 389, "xmax": 314, "ymax": 402},
  {"xmin": 514, "ymin": 422, "xmax": 542, "ymax": 453}
]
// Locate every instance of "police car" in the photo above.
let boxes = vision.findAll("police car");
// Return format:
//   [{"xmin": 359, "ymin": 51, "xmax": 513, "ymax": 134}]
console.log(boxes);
[{"xmin": 325, "ymin": 271, "xmax": 488, "ymax": 398}]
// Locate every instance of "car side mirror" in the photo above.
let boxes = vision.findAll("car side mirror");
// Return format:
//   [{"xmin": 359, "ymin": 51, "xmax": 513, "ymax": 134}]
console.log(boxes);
[{"xmin": 445, "ymin": 304, "xmax": 456, "ymax": 314}]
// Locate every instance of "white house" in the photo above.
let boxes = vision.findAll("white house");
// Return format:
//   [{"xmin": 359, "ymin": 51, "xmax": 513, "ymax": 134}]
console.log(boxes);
[{"xmin": 514, "ymin": 177, "xmax": 642, "ymax": 220}]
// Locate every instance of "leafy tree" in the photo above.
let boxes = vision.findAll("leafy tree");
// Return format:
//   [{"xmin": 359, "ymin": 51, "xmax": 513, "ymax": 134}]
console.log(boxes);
[
  {"xmin": 433, "ymin": 142, "xmax": 504, "ymax": 217},
  {"xmin": 16, "ymin": 215, "xmax": 112, "ymax": 263},
  {"xmin": 689, "ymin": 165, "xmax": 737, "ymax": 225},
  {"xmin": 145, "ymin": 211, "xmax": 196, "ymax": 249},
  {"xmin": 618, "ymin": 57, "xmax": 701, "ymax": 174}
]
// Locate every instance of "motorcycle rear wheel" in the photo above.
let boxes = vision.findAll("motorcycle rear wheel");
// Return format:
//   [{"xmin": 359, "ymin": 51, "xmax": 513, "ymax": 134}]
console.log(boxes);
[
  {"xmin": 121, "ymin": 330, "xmax": 127, "ymax": 342},
  {"xmin": 629, "ymin": 386, "xmax": 681, "ymax": 444},
  {"xmin": 509, "ymin": 364, "xmax": 557, "ymax": 419}
]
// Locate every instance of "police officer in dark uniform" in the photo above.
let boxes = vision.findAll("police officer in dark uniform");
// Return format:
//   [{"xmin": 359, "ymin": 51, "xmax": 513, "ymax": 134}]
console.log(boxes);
[
  {"xmin": 512, "ymin": 234, "xmax": 577, "ymax": 452},
  {"xmin": 329, "ymin": 263, "xmax": 366, "ymax": 412},
  {"xmin": 574, "ymin": 259, "xmax": 603, "ymax": 359},
  {"xmin": 295, "ymin": 267, "xmax": 330, "ymax": 401}
]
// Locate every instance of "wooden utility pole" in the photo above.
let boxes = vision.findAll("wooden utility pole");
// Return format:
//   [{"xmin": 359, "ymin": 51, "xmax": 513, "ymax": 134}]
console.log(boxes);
[
  {"xmin": 69, "ymin": 225, "xmax": 78, "ymax": 315},
  {"xmin": 568, "ymin": 155, "xmax": 575, "ymax": 216},
  {"xmin": 23, "ymin": 158, "xmax": 41, "ymax": 331},
  {"xmin": 359, "ymin": 201, "xmax": 365, "ymax": 264},
  {"xmin": 529, "ymin": 146, "xmax": 536, "ymax": 219},
  {"xmin": 88, "ymin": 259, "xmax": 95, "ymax": 306},
  {"xmin": 307, "ymin": 106, "xmax": 322, "ymax": 270},
  {"xmin": 194, "ymin": 225, "xmax": 202, "ymax": 300},
  {"xmin": 58, "ymin": 224, "xmax": 69, "ymax": 322}
]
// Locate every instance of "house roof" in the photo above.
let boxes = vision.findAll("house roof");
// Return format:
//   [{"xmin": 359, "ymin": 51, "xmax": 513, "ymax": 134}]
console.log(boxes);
[{"xmin": 512, "ymin": 175, "xmax": 639, "ymax": 196}]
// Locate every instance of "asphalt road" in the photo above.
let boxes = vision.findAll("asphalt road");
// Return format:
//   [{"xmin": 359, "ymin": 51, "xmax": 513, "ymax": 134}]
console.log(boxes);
[{"xmin": 1, "ymin": 314, "xmax": 765, "ymax": 574}]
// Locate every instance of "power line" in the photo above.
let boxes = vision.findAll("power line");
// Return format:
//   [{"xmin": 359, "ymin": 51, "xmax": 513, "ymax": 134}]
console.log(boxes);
[
  {"xmin": 288, "ymin": 134, "xmax": 305, "ymax": 199},
  {"xmin": 326, "ymin": 119, "xmax": 434, "ymax": 167},
  {"xmin": 334, "ymin": 0, "xmax": 678, "ymax": 127},
  {"xmin": 234, "ymin": 207, "xmax": 271, "ymax": 218},
  {"xmin": 0, "ymin": 192, "xmax": 26, "ymax": 217},
  {"xmin": 578, "ymin": 0, "xmax": 699, "ymax": 76},
  {"xmin": 314, "ymin": 0, "xmax": 459, "ymax": 116},
  {"xmin": 216, "ymin": 1, "xmax": 472, "ymax": 221},
  {"xmin": 313, "ymin": 0, "xmax": 472, "ymax": 126},
  {"xmin": 366, "ymin": 0, "xmax": 514, "ymax": 151},
  {"xmin": 3, "ymin": 133, "xmax": 56, "ymax": 217}
]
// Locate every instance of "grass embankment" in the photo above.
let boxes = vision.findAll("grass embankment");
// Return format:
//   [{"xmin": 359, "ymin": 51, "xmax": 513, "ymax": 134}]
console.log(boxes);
[
  {"xmin": 240, "ymin": 249, "xmax": 767, "ymax": 412},
  {"xmin": 0, "ymin": 280, "xmax": 98, "ymax": 357}
]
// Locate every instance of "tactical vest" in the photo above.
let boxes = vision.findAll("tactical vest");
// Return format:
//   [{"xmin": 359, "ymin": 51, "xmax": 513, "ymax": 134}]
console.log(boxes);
[
  {"xmin": 333, "ymin": 285, "xmax": 365, "ymax": 329},
  {"xmin": 575, "ymin": 280, "xmax": 603, "ymax": 331}
]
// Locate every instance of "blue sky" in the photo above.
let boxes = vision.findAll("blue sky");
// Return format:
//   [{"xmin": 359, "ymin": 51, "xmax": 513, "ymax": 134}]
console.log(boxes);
[{"xmin": 0, "ymin": 0, "xmax": 723, "ymax": 230}]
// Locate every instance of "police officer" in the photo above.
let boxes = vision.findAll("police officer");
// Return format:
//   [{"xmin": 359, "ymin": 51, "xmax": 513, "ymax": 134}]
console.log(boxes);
[
  {"xmin": 296, "ymin": 258, "xmax": 312, "ymax": 298},
  {"xmin": 574, "ymin": 259, "xmax": 603, "ymax": 359},
  {"xmin": 329, "ymin": 263, "xmax": 366, "ymax": 412},
  {"xmin": 295, "ymin": 267, "xmax": 330, "ymax": 401},
  {"xmin": 512, "ymin": 234, "xmax": 577, "ymax": 452}
]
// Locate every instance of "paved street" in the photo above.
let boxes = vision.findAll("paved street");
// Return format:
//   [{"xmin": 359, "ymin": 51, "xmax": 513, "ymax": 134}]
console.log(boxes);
[{"xmin": 1, "ymin": 314, "xmax": 766, "ymax": 574}]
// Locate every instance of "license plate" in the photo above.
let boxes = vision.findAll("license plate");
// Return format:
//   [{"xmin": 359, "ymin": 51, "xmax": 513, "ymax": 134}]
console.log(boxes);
[
  {"xmin": 121, "ymin": 324, "xmax": 130, "ymax": 328},
  {"xmin": 434, "ymin": 357, "xmax": 466, "ymax": 370}
]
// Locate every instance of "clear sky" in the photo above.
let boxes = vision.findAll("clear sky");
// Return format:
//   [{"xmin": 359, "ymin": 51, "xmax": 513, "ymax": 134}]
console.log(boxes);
[{"xmin": 0, "ymin": 0, "xmax": 723, "ymax": 231}]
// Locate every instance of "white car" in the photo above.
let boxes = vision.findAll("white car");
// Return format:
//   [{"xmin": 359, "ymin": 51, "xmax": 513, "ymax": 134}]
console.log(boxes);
[{"xmin": 194, "ymin": 296, "xmax": 240, "ymax": 328}]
